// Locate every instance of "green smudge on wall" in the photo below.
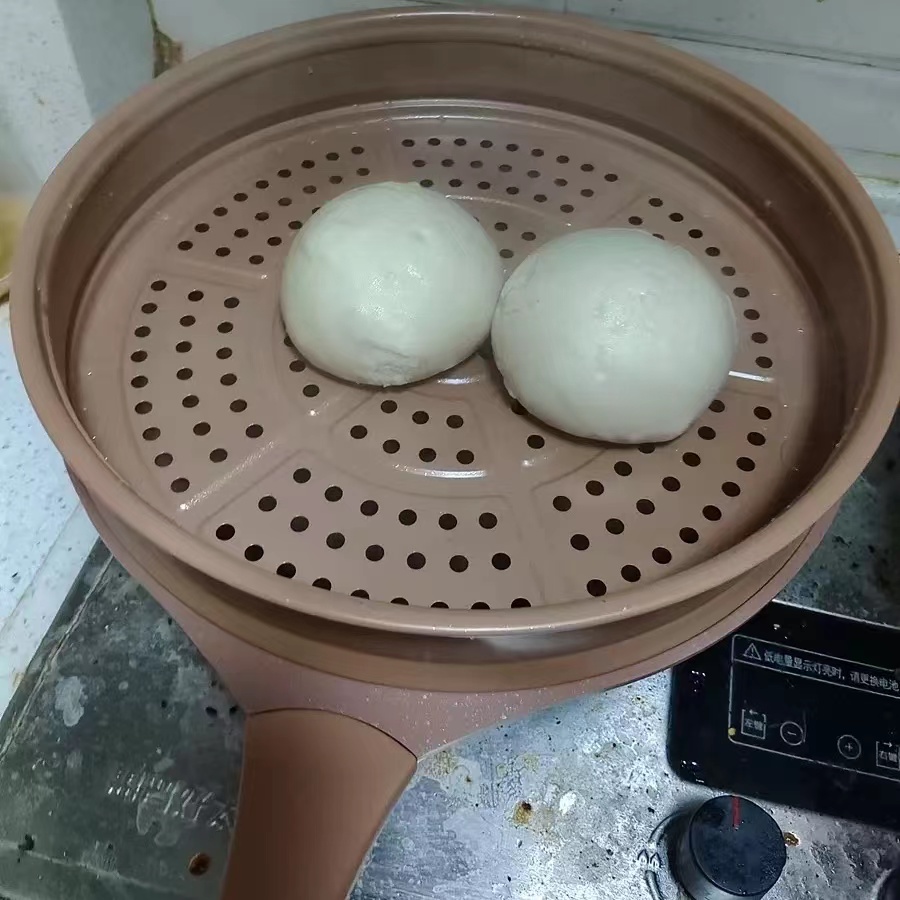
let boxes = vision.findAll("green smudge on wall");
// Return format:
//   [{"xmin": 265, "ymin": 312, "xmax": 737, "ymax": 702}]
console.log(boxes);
[{"xmin": 146, "ymin": 0, "xmax": 183, "ymax": 76}]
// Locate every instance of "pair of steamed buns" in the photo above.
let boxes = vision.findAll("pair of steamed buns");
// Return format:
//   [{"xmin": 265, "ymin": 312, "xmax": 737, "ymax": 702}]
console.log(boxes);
[{"xmin": 281, "ymin": 182, "xmax": 736, "ymax": 444}]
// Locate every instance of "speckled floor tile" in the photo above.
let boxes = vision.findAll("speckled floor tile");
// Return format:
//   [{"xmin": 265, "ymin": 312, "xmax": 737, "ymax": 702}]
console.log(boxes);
[{"xmin": 0, "ymin": 306, "xmax": 90, "ymax": 632}]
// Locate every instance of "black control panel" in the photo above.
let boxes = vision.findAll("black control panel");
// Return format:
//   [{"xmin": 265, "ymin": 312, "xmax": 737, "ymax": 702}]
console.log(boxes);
[{"xmin": 669, "ymin": 601, "xmax": 900, "ymax": 830}]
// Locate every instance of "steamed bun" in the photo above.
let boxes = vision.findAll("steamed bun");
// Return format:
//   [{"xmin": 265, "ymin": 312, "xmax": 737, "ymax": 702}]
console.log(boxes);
[
  {"xmin": 491, "ymin": 229, "xmax": 736, "ymax": 443},
  {"xmin": 281, "ymin": 182, "xmax": 503, "ymax": 386}
]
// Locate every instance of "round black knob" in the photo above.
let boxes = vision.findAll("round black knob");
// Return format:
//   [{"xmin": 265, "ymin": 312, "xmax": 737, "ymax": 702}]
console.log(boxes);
[{"xmin": 674, "ymin": 795, "xmax": 787, "ymax": 900}]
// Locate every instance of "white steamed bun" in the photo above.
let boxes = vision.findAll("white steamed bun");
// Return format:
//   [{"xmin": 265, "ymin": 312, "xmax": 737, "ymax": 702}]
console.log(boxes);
[
  {"xmin": 281, "ymin": 182, "xmax": 503, "ymax": 386},
  {"xmin": 491, "ymin": 228, "xmax": 736, "ymax": 443}
]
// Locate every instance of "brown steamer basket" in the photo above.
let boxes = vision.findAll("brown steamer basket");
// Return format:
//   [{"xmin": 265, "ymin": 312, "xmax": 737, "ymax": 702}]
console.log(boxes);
[{"xmin": 12, "ymin": 8, "xmax": 900, "ymax": 898}]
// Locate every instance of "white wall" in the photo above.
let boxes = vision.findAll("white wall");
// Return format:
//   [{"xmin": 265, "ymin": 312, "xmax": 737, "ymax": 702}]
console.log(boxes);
[
  {"xmin": 153, "ymin": 0, "xmax": 422, "ymax": 59},
  {"xmin": 154, "ymin": 0, "xmax": 900, "ymax": 68},
  {"xmin": 0, "ymin": 0, "xmax": 95, "ymax": 181},
  {"xmin": 457, "ymin": 0, "xmax": 900, "ymax": 68},
  {"xmin": 0, "ymin": 0, "xmax": 152, "ymax": 180},
  {"xmin": 57, "ymin": 0, "xmax": 154, "ymax": 119}
]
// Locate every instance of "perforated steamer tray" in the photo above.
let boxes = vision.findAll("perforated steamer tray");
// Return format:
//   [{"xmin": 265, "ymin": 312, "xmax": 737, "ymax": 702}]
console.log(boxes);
[
  {"xmin": 13, "ymin": 9, "xmax": 900, "ymax": 648},
  {"xmin": 75, "ymin": 104, "xmax": 819, "ymax": 615}
]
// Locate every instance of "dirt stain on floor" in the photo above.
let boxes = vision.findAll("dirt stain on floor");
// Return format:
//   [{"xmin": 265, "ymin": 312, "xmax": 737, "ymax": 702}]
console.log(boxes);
[{"xmin": 512, "ymin": 800, "xmax": 533, "ymax": 826}]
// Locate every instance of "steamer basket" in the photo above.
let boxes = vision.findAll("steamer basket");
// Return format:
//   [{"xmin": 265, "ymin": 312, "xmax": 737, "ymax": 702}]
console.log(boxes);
[
  {"xmin": 11, "ymin": 9, "xmax": 900, "ymax": 897},
  {"xmin": 13, "ymin": 9, "xmax": 899, "ymax": 639}
]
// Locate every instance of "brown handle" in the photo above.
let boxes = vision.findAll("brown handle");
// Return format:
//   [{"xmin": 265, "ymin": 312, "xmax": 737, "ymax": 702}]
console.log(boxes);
[{"xmin": 222, "ymin": 709, "xmax": 416, "ymax": 900}]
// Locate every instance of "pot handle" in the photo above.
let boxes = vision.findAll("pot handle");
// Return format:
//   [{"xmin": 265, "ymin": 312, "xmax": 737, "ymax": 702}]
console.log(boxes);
[{"xmin": 222, "ymin": 709, "xmax": 416, "ymax": 900}]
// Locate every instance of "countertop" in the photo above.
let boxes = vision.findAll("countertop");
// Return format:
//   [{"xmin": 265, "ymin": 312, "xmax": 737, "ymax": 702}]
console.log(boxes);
[{"xmin": 0, "ymin": 409, "xmax": 897, "ymax": 900}]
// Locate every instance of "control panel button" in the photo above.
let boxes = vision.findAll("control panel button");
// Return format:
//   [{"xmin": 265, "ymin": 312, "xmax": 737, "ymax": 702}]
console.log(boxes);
[
  {"xmin": 837, "ymin": 734, "xmax": 862, "ymax": 760},
  {"xmin": 779, "ymin": 721, "xmax": 804, "ymax": 746},
  {"xmin": 740, "ymin": 709, "xmax": 766, "ymax": 740},
  {"xmin": 876, "ymin": 742, "xmax": 900, "ymax": 771}
]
